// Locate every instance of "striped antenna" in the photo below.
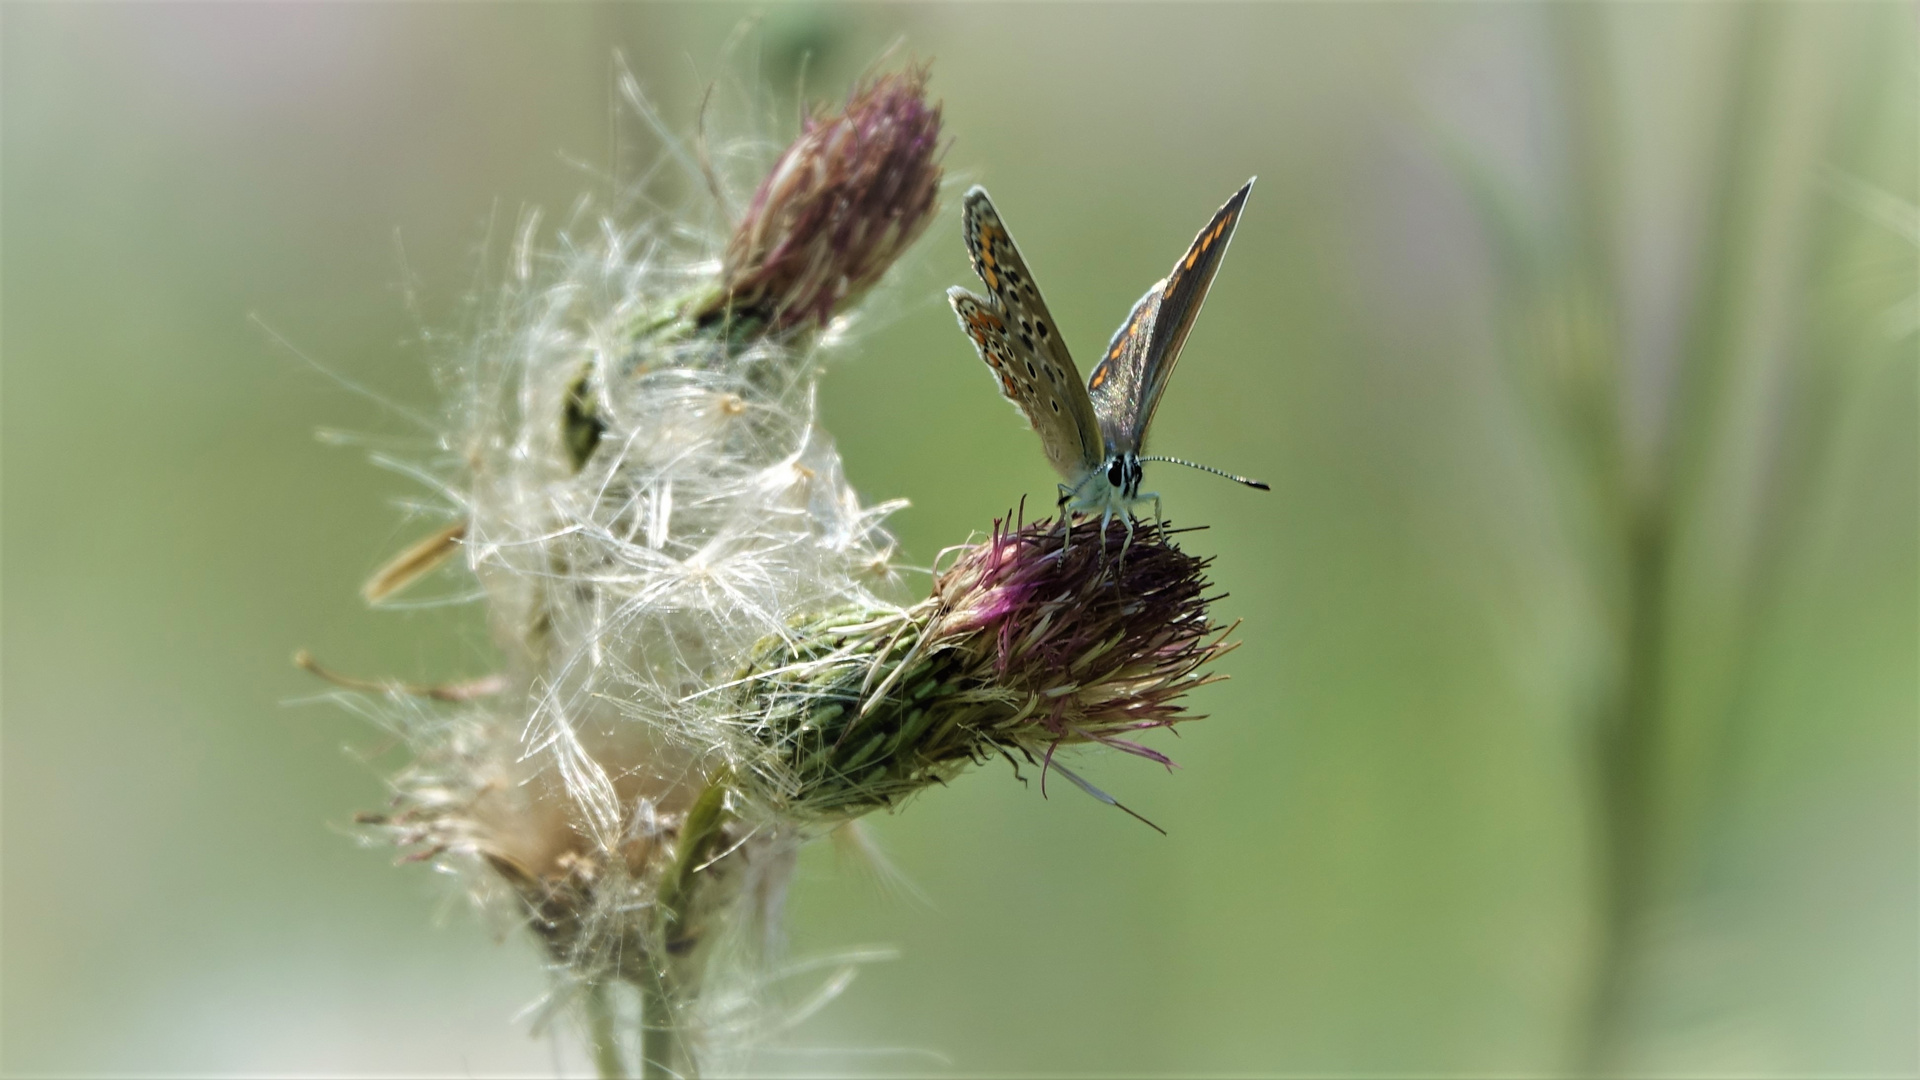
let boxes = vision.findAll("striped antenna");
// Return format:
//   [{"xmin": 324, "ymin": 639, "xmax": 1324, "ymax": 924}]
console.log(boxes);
[{"xmin": 1139, "ymin": 456, "xmax": 1270, "ymax": 491}]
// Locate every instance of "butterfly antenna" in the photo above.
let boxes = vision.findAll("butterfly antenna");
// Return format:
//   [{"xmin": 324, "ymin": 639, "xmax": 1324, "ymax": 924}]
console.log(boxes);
[{"xmin": 1139, "ymin": 456, "xmax": 1271, "ymax": 491}]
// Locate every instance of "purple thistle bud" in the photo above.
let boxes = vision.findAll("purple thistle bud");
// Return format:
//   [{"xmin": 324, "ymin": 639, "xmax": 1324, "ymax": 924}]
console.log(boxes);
[{"xmin": 698, "ymin": 64, "xmax": 945, "ymax": 335}]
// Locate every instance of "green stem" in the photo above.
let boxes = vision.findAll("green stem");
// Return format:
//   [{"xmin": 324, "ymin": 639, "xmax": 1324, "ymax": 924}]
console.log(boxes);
[
  {"xmin": 636, "ymin": 955, "xmax": 682, "ymax": 1080},
  {"xmin": 584, "ymin": 980, "xmax": 628, "ymax": 1079},
  {"xmin": 634, "ymin": 773, "xmax": 733, "ymax": 1080},
  {"xmin": 656, "ymin": 775, "xmax": 731, "ymax": 952},
  {"xmin": 1574, "ymin": 6, "xmax": 1778, "ymax": 1070}
]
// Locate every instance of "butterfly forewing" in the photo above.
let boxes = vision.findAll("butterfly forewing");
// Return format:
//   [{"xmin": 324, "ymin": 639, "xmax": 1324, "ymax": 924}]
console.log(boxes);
[
  {"xmin": 957, "ymin": 187, "xmax": 1104, "ymax": 476},
  {"xmin": 1087, "ymin": 179, "xmax": 1253, "ymax": 453},
  {"xmin": 1088, "ymin": 281, "xmax": 1165, "ymax": 453}
]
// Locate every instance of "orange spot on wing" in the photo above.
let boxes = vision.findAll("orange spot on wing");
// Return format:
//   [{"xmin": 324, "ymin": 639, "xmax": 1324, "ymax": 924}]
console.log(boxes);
[
  {"xmin": 1185, "ymin": 249, "xmax": 1199, "ymax": 270},
  {"xmin": 1090, "ymin": 367, "xmax": 1108, "ymax": 388}
]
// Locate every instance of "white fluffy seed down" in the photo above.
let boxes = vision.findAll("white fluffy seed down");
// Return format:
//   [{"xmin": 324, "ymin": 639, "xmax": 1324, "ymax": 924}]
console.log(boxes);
[
  {"xmin": 369, "ymin": 115, "xmax": 917, "ymax": 1068},
  {"xmin": 345, "ymin": 62, "xmax": 950, "ymax": 1073}
]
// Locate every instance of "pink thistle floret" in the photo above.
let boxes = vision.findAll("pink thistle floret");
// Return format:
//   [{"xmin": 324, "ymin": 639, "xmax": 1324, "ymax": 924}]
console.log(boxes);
[{"xmin": 932, "ymin": 517, "xmax": 1231, "ymax": 760}]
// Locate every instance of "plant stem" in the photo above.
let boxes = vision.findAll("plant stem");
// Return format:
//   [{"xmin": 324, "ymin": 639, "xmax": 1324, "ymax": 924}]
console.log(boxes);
[
  {"xmin": 584, "ymin": 980, "xmax": 628, "ymax": 1079},
  {"xmin": 1583, "ymin": 506, "xmax": 1669, "ymax": 1070},
  {"xmin": 636, "ymin": 956, "xmax": 682, "ymax": 1080},
  {"xmin": 1574, "ymin": 6, "xmax": 1778, "ymax": 1070},
  {"xmin": 633, "ymin": 773, "xmax": 733, "ymax": 1080}
]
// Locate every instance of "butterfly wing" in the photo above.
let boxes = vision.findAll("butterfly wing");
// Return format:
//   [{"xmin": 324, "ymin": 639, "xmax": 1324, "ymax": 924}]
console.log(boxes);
[
  {"xmin": 948, "ymin": 288, "xmax": 1096, "ymax": 481},
  {"xmin": 1088, "ymin": 280, "xmax": 1165, "ymax": 454},
  {"xmin": 1088, "ymin": 178, "xmax": 1253, "ymax": 454},
  {"xmin": 954, "ymin": 187, "xmax": 1104, "ymax": 479}
]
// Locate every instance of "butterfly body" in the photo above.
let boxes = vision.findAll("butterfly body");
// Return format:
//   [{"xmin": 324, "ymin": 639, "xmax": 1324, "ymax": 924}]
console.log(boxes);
[{"xmin": 948, "ymin": 180, "xmax": 1263, "ymax": 529}]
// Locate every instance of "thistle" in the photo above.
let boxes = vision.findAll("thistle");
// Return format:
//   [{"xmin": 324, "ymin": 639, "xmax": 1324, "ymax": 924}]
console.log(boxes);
[
  {"xmin": 733, "ymin": 515, "xmax": 1231, "ymax": 823},
  {"xmin": 325, "ymin": 59, "xmax": 1235, "ymax": 1079}
]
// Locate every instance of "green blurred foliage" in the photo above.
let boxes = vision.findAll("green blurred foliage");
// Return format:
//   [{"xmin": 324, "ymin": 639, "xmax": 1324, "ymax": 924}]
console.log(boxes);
[{"xmin": 3, "ymin": 3, "xmax": 1912, "ymax": 1075}]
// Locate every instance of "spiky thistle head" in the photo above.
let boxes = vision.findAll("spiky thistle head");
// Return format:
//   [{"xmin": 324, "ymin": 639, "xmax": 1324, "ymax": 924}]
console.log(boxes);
[{"xmin": 733, "ymin": 516, "xmax": 1233, "ymax": 820}]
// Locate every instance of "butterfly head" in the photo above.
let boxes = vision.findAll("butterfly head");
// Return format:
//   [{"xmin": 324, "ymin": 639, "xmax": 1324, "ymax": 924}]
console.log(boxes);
[{"xmin": 1061, "ymin": 451, "xmax": 1153, "ymax": 521}]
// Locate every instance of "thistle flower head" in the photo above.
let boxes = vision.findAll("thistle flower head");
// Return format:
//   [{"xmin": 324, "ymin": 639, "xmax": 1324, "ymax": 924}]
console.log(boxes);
[
  {"xmin": 699, "ymin": 64, "xmax": 944, "ymax": 335},
  {"xmin": 734, "ymin": 516, "xmax": 1233, "ymax": 819},
  {"xmin": 936, "ymin": 517, "xmax": 1228, "ymax": 742}
]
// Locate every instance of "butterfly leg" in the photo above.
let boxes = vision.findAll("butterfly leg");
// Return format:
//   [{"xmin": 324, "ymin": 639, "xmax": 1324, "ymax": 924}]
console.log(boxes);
[{"xmin": 1057, "ymin": 484, "xmax": 1076, "ymax": 552}]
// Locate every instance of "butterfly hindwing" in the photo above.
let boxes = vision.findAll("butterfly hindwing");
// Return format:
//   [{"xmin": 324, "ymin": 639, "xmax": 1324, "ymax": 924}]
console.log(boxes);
[
  {"xmin": 947, "ymin": 287, "xmax": 1024, "ymax": 408},
  {"xmin": 958, "ymin": 187, "xmax": 1104, "ymax": 477},
  {"xmin": 1088, "ymin": 178, "xmax": 1253, "ymax": 454}
]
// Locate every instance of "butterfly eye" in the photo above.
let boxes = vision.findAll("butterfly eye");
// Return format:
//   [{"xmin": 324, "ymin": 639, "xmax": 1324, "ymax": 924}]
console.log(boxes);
[{"xmin": 1108, "ymin": 458, "xmax": 1125, "ymax": 487}]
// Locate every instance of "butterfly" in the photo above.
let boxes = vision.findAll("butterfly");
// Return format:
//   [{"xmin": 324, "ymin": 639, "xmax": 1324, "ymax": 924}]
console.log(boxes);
[{"xmin": 948, "ymin": 179, "xmax": 1267, "ymax": 534}]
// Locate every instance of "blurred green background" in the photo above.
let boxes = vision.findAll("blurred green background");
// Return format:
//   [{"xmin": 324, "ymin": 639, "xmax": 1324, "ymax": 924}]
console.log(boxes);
[{"xmin": 4, "ymin": 3, "xmax": 1914, "ymax": 1075}]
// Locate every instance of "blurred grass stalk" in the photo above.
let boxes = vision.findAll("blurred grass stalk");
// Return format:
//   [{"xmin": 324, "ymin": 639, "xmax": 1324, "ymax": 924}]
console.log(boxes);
[{"xmin": 1454, "ymin": 4, "xmax": 1913, "ymax": 1069}]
